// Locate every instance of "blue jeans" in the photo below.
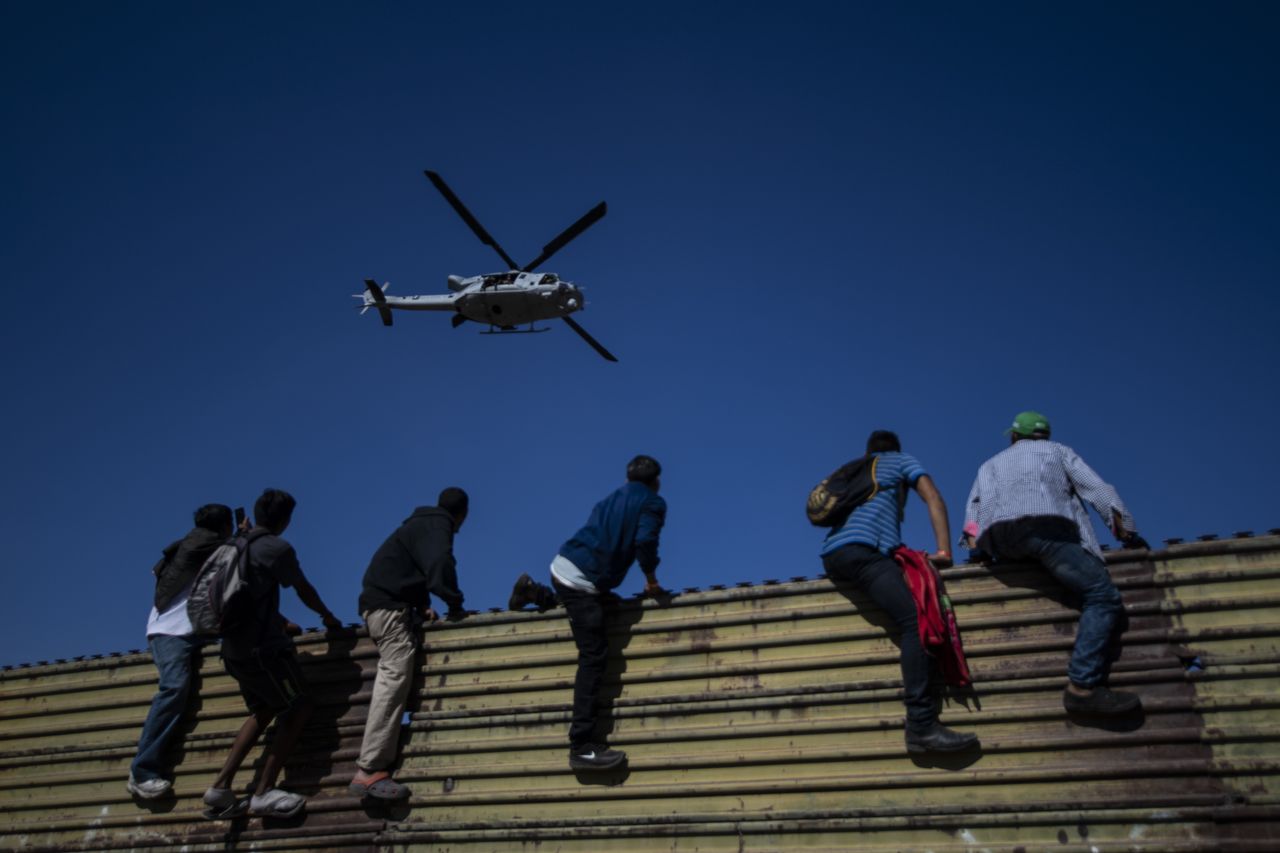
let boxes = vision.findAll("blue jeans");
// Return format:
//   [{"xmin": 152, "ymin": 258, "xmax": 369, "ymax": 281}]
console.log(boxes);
[
  {"xmin": 1001, "ymin": 536, "xmax": 1124, "ymax": 687},
  {"xmin": 130, "ymin": 634, "xmax": 202, "ymax": 781}
]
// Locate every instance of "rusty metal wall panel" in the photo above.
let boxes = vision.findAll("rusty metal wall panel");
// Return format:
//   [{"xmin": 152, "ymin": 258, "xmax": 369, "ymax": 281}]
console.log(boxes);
[{"xmin": 1, "ymin": 535, "xmax": 1278, "ymax": 850}]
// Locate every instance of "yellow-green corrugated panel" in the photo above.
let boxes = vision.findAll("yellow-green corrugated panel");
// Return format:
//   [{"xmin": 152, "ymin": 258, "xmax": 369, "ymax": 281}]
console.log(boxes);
[{"xmin": 1, "ymin": 535, "xmax": 1278, "ymax": 851}]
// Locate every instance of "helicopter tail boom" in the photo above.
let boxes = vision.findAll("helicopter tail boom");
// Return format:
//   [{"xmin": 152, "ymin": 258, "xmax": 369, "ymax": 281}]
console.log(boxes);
[{"xmin": 362, "ymin": 279, "xmax": 394, "ymax": 326}]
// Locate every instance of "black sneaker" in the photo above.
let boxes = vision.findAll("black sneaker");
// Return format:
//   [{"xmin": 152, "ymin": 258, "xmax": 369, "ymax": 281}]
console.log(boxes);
[
  {"xmin": 508, "ymin": 574, "xmax": 536, "ymax": 611},
  {"xmin": 1063, "ymin": 685, "xmax": 1142, "ymax": 716},
  {"xmin": 569, "ymin": 742, "xmax": 626, "ymax": 770},
  {"xmin": 904, "ymin": 722, "xmax": 980, "ymax": 754}
]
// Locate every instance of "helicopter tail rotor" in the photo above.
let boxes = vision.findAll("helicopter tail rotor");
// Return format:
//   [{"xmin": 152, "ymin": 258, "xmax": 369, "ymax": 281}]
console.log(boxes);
[{"xmin": 362, "ymin": 279, "xmax": 394, "ymax": 327}]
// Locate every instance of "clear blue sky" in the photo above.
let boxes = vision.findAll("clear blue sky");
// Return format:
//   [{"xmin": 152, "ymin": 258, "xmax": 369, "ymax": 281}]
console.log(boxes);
[{"xmin": 2, "ymin": 3, "xmax": 1277, "ymax": 667}]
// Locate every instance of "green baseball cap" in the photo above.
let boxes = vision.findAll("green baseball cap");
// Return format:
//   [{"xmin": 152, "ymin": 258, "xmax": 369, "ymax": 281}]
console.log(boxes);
[{"xmin": 1006, "ymin": 411, "xmax": 1051, "ymax": 437}]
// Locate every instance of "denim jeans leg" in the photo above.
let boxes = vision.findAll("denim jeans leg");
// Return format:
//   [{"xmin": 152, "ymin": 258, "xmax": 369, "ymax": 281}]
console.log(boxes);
[
  {"xmin": 1030, "ymin": 538, "xmax": 1124, "ymax": 687},
  {"xmin": 556, "ymin": 583, "xmax": 609, "ymax": 747},
  {"xmin": 824, "ymin": 544, "xmax": 936, "ymax": 732},
  {"xmin": 130, "ymin": 634, "xmax": 199, "ymax": 781}
]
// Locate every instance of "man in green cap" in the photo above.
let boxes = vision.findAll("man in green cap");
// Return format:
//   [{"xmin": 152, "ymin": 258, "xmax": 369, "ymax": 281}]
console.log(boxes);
[{"xmin": 963, "ymin": 411, "xmax": 1150, "ymax": 716}]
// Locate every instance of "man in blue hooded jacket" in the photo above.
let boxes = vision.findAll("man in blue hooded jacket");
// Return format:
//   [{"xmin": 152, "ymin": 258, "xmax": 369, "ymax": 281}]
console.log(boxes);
[{"xmin": 509, "ymin": 455, "xmax": 667, "ymax": 769}]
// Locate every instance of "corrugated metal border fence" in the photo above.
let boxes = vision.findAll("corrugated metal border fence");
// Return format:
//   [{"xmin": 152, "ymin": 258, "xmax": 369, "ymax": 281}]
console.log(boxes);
[{"xmin": 2, "ymin": 533, "xmax": 1278, "ymax": 851}]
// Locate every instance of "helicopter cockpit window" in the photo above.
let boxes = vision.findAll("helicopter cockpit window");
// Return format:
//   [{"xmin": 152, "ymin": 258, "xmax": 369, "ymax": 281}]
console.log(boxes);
[{"xmin": 539, "ymin": 274, "xmax": 558, "ymax": 285}]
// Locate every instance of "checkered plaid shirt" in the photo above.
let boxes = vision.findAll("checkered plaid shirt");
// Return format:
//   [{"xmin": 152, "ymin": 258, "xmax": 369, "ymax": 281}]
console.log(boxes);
[{"xmin": 964, "ymin": 439, "xmax": 1135, "ymax": 558}]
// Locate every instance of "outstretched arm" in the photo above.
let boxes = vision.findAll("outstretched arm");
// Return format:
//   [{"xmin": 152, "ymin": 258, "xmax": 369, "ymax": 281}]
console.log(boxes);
[
  {"xmin": 293, "ymin": 575, "xmax": 342, "ymax": 631},
  {"xmin": 406, "ymin": 524, "xmax": 465, "ymax": 615},
  {"xmin": 962, "ymin": 473, "xmax": 982, "ymax": 549},
  {"xmin": 1059, "ymin": 446, "xmax": 1141, "ymax": 543},
  {"xmin": 914, "ymin": 475, "xmax": 953, "ymax": 567},
  {"xmin": 430, "ymin": 554, "xmax": 466, "ymax": 617},
  {"xmin": 636, "ymin": 497, "xmax": 667, "ymax": 595}
]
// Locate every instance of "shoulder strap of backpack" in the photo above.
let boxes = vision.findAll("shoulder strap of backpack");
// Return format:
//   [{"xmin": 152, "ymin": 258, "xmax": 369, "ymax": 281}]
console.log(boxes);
[{"xmin": 235, "ymin": 528, "xmax": 273, "ymax": 570}]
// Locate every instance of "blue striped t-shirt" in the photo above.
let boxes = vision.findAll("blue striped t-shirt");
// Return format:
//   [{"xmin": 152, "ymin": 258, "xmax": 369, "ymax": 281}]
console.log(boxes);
[{"xmin": 820, "ymin": 452, "xmax": 926, "ymax": 557}]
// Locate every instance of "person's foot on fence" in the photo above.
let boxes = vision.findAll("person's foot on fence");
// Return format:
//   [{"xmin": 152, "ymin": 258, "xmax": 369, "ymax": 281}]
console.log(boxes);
[
  {"xmin": 508, "ymin": 573, "xmax": 538, "ymax": 610},
  {"xmin": 248, "ymin": 787, "xmax": 306, "ymax": 818},
  {"xmin": 904, "ymin": 722, "xmax": 979, "ymax": 753},
  {"xmin": 349, "ymin": 768, "xmax": 411, "ymax": 801},
  {"xmin": 569, "ymin": 742, "xmax": 626, "ymax": 770},
  {"xmin": 126, "ymin": 774, "xmax": 171, "ymax": 800},
  {"xmin": 201, "ymin": 786, "xmax": 248, "ymax": 819},
  {"xmin": 1063, "ymin": 684, "xmax": 1141, "ymax": 716}
]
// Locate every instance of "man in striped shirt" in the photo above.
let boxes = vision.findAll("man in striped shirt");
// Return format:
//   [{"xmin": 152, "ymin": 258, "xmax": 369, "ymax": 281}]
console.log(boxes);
[
  {"xmin": 963, "ymin": 411, "xmax": 1150, "ymax": 717},
  {"xmin": 821, "ymin": 430, "xmax": 979, "ymax": 754}
]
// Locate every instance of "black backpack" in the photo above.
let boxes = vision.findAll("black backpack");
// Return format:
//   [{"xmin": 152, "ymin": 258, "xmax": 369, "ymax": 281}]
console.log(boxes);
[{"xmin": 806, "ymin": 456, "xmax": 881, "ymax": 528}]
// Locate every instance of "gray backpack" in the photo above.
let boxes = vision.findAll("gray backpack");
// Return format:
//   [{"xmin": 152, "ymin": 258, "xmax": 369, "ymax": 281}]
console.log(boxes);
[{"xmin": 186, "ymin": 532, "xmax": 263, "ymax": 637}]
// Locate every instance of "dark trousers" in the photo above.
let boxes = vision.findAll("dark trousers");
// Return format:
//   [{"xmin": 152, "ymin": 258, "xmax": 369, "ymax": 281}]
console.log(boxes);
[
  {"xmin": 549, "ymin": 578, "xmax": 611, "ymax": 748},
  {"xmin": 823, "ymin": 543, "xmax": 935, "ymax": 733}
]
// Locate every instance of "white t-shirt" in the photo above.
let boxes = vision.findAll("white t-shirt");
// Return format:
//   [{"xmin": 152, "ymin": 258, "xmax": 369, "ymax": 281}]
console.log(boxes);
[
  {"xmin": 145, "ymin": 581, "xmax": 195, "ymax": 638},
  {"xmin": 550, "ymin": 554, "xmax": 598, "ymax": 593}
]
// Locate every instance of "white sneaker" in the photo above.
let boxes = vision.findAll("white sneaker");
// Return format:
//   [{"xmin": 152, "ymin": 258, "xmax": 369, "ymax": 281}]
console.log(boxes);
[
  {"xmin": 126, "ymin": 774, "xmax": 172, "ymax": 799},
  {"xmin": 248, "ymin": 787, "xmax": 306, "ymax": 818}
]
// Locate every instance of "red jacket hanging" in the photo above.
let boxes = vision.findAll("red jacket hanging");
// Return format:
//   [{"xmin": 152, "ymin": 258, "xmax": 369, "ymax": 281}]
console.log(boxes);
[{"xmin": 892, "ymin": 547, "xmax": 972, "ymax": 687}]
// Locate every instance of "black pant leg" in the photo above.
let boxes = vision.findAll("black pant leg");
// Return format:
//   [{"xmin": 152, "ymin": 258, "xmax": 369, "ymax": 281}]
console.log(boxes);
[
  {"xmin": 554, "ymin": 581, "xmax": 610, "ymax": 748},
  {"xmin": 824, "ymin": 544, "xmax": 936, "ymax": 732}
]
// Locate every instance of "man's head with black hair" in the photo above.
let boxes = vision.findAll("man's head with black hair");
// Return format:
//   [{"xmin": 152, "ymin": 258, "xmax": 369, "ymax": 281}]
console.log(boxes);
[
  {"xmin": 866, "ymin": 430, "xmax": 901, "ymax": 454},
  {"xmin": 193, "ymin": 504, "xmax": 233, "ymax": 535},
  {"xmin": 438, "ymin": 487, "xmax": 469, "ymax": 529},
  {"xmin": 254, "ymin": 488, "xmax": 296, "ymax": 535},
  {"xmin": 626, "ymin": 455, "xmax": 662, "ymax": 489}
]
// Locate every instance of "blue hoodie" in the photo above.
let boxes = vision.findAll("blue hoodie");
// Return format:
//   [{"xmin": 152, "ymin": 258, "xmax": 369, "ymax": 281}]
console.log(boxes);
[{"xmin": 558, "ymin": 481, "xmax": 666, "ymax": 592}]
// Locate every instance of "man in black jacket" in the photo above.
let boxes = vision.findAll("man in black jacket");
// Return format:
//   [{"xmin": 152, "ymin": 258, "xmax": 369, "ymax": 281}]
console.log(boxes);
[
  {"xmin": 128, "ymin": 503, "xmax": 233, "ymax": 800},
  {"xmin": 349, "ymin": 487, "xmax": 468, "ymax": 800}
]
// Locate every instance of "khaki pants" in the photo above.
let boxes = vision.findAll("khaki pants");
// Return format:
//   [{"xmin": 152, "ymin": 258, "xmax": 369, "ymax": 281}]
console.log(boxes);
[{"xmin": 357, "ymin": 608, "xmax": 418, "ymax": 772}]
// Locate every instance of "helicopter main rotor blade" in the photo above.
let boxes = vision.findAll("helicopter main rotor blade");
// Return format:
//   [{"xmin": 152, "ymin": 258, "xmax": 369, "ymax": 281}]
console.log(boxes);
[
  {"xmin": 523, "ymin": 202, "xmax": 607, "ymax": 272},
  {"xmin": 424, "ymin": 170, "xmax": 520, "ymax": 270},
  {"xmin": 363, "ymin": 279, "xmax": 393, "ymax": 326},
  {"xmin": 561, "ymin": 315, "xmax": 618, "ymax": 362}
]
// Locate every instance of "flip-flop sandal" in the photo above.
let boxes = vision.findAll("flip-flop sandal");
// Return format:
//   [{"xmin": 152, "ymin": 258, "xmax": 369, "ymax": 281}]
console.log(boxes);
[{"xmin": 349, "ymin": 776, "xmax": 410, "ymax": 801}]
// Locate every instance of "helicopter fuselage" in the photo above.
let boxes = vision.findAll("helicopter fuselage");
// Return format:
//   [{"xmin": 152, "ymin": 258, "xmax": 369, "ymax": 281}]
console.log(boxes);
[{"xmin": 369, "ymin": 271, "xmax": 585, "ymax": 329}]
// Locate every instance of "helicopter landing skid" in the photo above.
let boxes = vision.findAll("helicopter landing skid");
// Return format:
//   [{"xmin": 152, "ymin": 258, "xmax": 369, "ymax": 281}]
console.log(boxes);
[{"xmin": 480, "ymin": 324, "xmax": 550, "ymax": 334}]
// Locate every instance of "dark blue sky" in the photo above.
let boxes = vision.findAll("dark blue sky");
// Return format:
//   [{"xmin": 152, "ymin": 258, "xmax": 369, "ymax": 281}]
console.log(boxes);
[{"xmin": 3, "ymin": 3, "xmax": 1277, "ymax": 667}]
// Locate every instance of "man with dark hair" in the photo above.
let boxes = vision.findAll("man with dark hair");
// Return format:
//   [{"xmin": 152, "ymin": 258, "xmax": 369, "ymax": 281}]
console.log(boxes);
[
  {"xmin": 127, "ymin": 503, "xmax": 234, "ymax": 800},
  {"xmin": 508, "ymin": 455, "xmax": 667, "ymax": 770},
  {"xmin": 349, "ymin": 487, "xmax": 469, "ymax": 800},
  {"xmin": 964, "ymin": 411, "xmax": 1150, "ymax": 716},
  {"xmin": 821, "ymin": 431, "xmax": 979, "ymax": 754},
  {"xmin": 203, "ymin": 488, "xmax": 342, "ymax": 819}
]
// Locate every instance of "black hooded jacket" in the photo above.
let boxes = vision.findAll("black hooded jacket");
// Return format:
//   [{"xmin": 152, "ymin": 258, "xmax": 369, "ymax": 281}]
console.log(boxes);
[
  {"xmin": 153, "ymin": 526, "xmax": 224, "ymax": 612},
  {"xmin": 358, "ymin": 507, "xmax": 465, "ymax": 614}
]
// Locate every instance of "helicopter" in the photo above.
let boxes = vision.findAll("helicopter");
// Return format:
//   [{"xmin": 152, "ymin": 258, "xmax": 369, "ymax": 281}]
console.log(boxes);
[{"xmin": 355, "ymin": 170, "xmax": 617, "ymax": 362}]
